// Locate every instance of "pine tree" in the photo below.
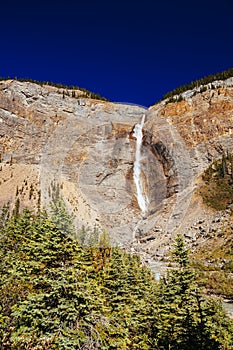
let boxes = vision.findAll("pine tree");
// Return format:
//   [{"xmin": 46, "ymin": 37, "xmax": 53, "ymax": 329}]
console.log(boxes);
[
  {"xmin": 0, "ymin": 202, "xmax": 10, "ymax": 231},
  {"xmin": 153, "ymin": 234, "xmax": 233, "ymax": 350},
  {"xmin": 88, "ymin": 224, "xmax": 100, "ymax": 247},
  {"xmin": 0, "ymin": 210, "xmax": 109, "ymax": 349},
  {"xmin": 1, "ymin": 211, "xmax": 232, "ymax": 350},
  {"xmin": 50, "ymin": 197, "xmax": 76, "ymax": 239}
]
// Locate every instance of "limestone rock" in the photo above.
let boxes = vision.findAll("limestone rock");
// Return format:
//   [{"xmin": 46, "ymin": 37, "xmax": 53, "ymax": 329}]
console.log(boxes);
[{"xmin": 0, "ymin": 79, "xmax": 233, "ymax": 256}]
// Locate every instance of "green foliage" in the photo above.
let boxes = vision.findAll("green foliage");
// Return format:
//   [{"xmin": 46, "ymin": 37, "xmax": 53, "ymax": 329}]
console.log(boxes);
[
  {"xmin": 0, "ymin": 210, "xmax": 232, "ymax": 349},
  {"xmin": 0, "ymin": 209, "xmax": 106, "ymax": 349},
  {"xmin": 0, "ymin": 76, "xmax": 109, "ymax": 101},
  {"xmin": 99, "ymin": 230, "xmax": 110, "ymax": 248},
  {"xmin": 88, "ymin": 224, "xmax": 100, "ymax": 247},
  {"xmin": 160, "ymin": 67, "xmax": 233, "ymax": 103},
  {"xmin": 171, "ymin": 233, "xmax": 190, "ymax": 268},
  {"xmin": 76, "ymin": 224, "xmax": 88, "ymax": 245},
  {"xmin": 0, "ymin": 202, "xmax": 10, "ymax": 231},
  {"xmin": 29, "ymin": 183, "xmax": 34, "ymax": 200},
  {"xmin": 50, "ymin": 197, "xmax": 76, "ymax": 239},
  {"xmin": 12, "ymin": 197, "xmax": 20, "ymax": 219},
  {"xmin": 191, "ymin": 232, "xmax": 233, "ymax": 299},
  {"xmin": 76, "ymin": 224, "xmax": 111, "ymax": 248},
  {"xmin": 199, "ymin": 153, "xmax": 233, "ymax": 210},
  {"xmin": 153, "ymin": 235, "xmax": 233, "ymax": 350},
  {"xmin": 166, "ymin": 94, "xmax": 184, "ymax": 104}
]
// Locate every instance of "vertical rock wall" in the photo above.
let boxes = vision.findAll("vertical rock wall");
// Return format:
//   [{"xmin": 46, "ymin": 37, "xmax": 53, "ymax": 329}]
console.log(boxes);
[{"xmin": 0, "ymin": 79, "xmax": 233, "ymax": 253}]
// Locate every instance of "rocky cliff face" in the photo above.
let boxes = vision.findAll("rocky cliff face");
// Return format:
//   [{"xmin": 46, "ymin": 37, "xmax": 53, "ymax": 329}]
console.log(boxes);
[{"xmin": 0, "ymin": 79, "xmax": 233, "ymax": 257}]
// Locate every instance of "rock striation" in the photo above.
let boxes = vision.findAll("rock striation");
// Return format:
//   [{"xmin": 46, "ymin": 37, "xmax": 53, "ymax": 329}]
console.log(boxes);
[{"xmin": 0, "ymin": 79, "xmax": 233, "ymax": 256}]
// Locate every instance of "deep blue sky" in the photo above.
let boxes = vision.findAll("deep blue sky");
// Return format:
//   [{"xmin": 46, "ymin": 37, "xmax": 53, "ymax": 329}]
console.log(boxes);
[{"xmin": 1, "ymin": 0, "xmax": 232, "ymax": 106}]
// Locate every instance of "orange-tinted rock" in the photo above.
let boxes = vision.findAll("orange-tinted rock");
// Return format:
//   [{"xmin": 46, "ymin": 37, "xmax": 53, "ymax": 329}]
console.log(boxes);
[{"xmin": 0, "ymin": 79, "xmax": 233, "ymax": 255}]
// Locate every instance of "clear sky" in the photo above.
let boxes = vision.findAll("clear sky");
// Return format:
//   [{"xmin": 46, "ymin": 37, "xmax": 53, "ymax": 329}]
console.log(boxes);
[{"xmin": 1, "ymin": 0, "xmax": 232, "ymax": 106}]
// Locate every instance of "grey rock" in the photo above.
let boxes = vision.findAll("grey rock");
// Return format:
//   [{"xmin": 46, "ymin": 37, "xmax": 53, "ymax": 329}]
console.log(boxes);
[{"xmin": 0, "ymin": 79, "xmax": 233, "ymax": 258}]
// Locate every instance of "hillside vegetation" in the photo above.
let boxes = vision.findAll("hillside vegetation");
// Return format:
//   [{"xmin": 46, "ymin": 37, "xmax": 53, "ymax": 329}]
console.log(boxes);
[
  {"xmin": 0, "ymin": 76, "xmax": 109, "ymax": 101},
  {"xmin": 0, "ymin": 202, "xmax": 232, "ymax": 349},
  {"xmin": 192, "ymin": 154, "xmax": 233, "ymax": 298},
  {"xmin": 199, "ymin": 153, "xmax": 233, "ymax": 211},
  {"xmin": 161, "ymin": 67, "xmax": 233, "ymax": 102}
]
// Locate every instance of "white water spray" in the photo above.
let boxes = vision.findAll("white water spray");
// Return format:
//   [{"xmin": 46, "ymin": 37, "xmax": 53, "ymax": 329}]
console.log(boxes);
[{"xmin": 133, "ymin": 114, "xmax": 148, "ymax": 213}]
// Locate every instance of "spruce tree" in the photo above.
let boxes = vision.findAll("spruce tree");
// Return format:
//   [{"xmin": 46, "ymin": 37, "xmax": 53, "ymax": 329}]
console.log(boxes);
[{"xmin": 153, "ymin": 234, "xmax": 233, "ymax": 350}]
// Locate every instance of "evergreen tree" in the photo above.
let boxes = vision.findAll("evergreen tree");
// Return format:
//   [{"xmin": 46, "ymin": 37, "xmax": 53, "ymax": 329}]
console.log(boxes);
[
  {"xmin": 50, "ymin": 197, "xmax": 76, "ymax": 238},
  {"xmin": 0, "ymin": 210, "xmax": 109, "ymax": 349},
  {"xmin": 77, "ymin": 224, "xmax": 88, "ymax": 245},
  {"xmin": 153, "ymin": 234, "xmax": 233, "ymax": 350},
  {"xmin": 0, "ymin": 211, "xmax": 232, "ymax": 349},
  {"xmin": 88, "ymin": 224, "xmax": 100, "ymax": 247},
  {"xmin": 0, "ymin": 202, "xmax": 10, "ymax": 232}
]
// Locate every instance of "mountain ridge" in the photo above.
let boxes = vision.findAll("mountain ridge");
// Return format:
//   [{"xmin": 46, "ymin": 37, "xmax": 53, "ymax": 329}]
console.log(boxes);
[
  {"xmin": 1, "ymin": 66, "xmax": 233, "ymax": 107},
  {"xmin": 0, "ymin": 77, "xmax": 233, "ymax": 263}
]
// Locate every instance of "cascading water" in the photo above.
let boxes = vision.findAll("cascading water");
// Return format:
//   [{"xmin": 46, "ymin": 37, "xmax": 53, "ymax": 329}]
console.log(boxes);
[{"xmin": 133, "ymin": 114, "xmax": 148, "ymax": 213}]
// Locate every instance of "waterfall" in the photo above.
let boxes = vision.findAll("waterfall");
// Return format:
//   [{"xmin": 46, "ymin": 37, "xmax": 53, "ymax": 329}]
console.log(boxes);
[{"xmin": 133, "ymin": 114, "xmax": 148, "ymax": 213}]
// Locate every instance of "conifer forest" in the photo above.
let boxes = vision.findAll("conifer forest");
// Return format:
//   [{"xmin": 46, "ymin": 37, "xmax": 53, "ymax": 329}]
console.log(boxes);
[{"xmin": 0, "ymin": 200, "xmax": 232, "ymax": 349}]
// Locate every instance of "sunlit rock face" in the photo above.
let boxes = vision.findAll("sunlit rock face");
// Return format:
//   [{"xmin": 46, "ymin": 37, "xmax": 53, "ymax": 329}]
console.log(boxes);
[{"xmin": 0, "ymin": 79, "xmax": 233, "ymax": 254}]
